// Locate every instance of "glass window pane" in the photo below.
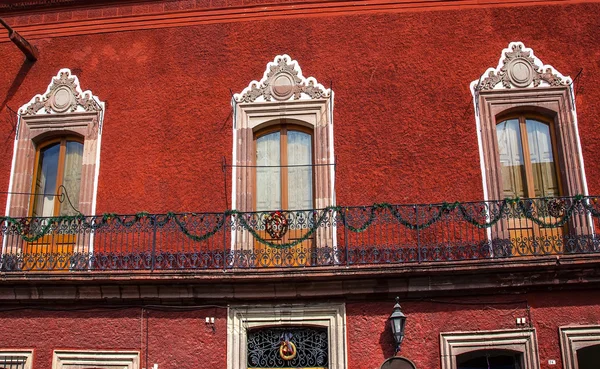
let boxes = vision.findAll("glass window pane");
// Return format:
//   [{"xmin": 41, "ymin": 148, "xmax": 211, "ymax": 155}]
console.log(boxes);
[
  {"xmin": 33, "ymin": 143, "xmax": 60, "ymax": 217},
  {"xmin": 287, "ymin": 131, "xmax": 313, "ymax": 210},
  {"xmin": 256, "ymin": 132, "xmax": 281, "ymax": 211},
  {"xmin": 577, "ymin": 344, "xmax": 600, "ymax": 369},
  {"xmin": 497, "ymin": 119, "xmax": 527, "ymax": 198},
  {"xmin": 59, "ymin": 141, "xmax": 84, "ymax": 216},
  {"xmin": 526, "ymin": 119, "xmax": 559, "ymax": 197}
]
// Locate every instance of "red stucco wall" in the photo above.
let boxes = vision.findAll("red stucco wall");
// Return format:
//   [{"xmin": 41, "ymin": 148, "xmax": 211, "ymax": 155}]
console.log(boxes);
[
  {"xmin": 1, "ymin": 1, "xmax": 599, "ymax": 216},
  {"xmin": 0, "ymin": 306, "xmax": 228, "ymax": 369},
  {"xmin": 0, "ymin": 290, "xmax": 598, "ymax": 368}
]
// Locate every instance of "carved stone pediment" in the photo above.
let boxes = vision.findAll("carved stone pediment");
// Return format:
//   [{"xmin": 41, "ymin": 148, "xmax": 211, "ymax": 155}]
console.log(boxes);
[
  {"xmin": 20, "ymin": 69, "xmax": 102, "ymax": 115},
  {"xmin": 235, "ymin": 55, "xmax": 331, "ymax": 103},
  {"xmin": 474, "ymin": 42, "xmax": 571, "ymax": 91}
]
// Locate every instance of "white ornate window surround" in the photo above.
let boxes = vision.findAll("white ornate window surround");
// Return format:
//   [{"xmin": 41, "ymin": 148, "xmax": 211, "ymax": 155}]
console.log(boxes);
[
  {"xmin": 440, "ymin": 328, "xmax": 540, "ymax": 369},
  {"xmin": 231, "ymin": 55, "xmax": 335, "ymax": 254},
  {"xmin": 232, "ymin": 54, "xmax": 334, "ymax": 212},
  {"xmin": 470, "ymin": 42, "xmax": 587, "ymax": 202},
  {"xmin": 52, "ymin": 350, "xmax": 140, "ymax": 369},
  {"xmin": 227, "ymin": 303, "xmax": 347, "ymax": 369},
  {"xmin": 6, "ymin": 69, "xmax": 104, "ymax": 219},
  {"xmin": 0, "ymin": 350, "xmax": 33, "ymax": 369},
  {"xmin": 559, "ymin": 325, "xmax": 600, "ymax": 369}
]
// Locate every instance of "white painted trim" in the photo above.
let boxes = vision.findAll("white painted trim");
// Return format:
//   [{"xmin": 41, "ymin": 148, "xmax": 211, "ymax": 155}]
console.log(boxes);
[
  {"xmin": 52, "ymin": 350, "xmax": 140, "ymax": 369},
  {"xmin": 231, "ymin": 97, "xmax": 237, "ymax": 211},
  {"xmin": 4, "ymin": 115, "xmax": 19, "ymax": 217},
  {"xmin": 2, "ymin": 117, "xmax": 20, "ymax": 255},
  {"xmin": 227, "ymin": 303, "xmax": 347, "ymax": 369}
]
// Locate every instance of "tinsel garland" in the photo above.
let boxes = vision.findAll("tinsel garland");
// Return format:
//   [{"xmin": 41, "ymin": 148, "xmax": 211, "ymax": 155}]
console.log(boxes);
[{"xmin": 0, "ymin": 195, "xmax": 593, "ymax": 249}]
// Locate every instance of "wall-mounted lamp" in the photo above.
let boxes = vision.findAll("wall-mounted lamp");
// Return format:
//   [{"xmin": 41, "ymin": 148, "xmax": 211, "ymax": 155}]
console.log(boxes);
[{"xmin": 389, "ymin": 297, "xmax": 407, "ymax": 354}]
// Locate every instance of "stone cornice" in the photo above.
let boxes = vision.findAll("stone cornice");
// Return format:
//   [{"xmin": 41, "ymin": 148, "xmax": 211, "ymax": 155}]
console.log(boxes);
[
  {"xmin": 0, "ymin": 254, "xmax": 599, "ymax": 302},
  {"xmin": 1, "ymin": 0, "xmax": 596, "ymax": 42}
]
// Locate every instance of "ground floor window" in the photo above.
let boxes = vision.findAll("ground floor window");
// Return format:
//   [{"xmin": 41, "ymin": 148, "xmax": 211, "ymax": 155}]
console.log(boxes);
[
  {"xmin": 440, "ymin": 329, "xmax": 538, "ymax": 369},
  {"xmin": 52, "ymin": 351, "xmax": 139, "ymax": 369},
  {"xmin": 0, "ymin": 352, "xmax": 32, "ymax": 369},
  {"xmin": 457, "ymin": 349, "xmax": 523, "ymax": 369},
  {"xmin": 560, "ymin": 326, "xmax": 600, "ymax": 369}
]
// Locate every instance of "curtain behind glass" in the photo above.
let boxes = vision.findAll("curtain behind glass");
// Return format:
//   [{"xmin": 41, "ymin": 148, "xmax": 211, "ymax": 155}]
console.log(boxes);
[
  {"xmin": 287, "ymin": 131, "xmax": 312, "ymax": 210},
  {"xmin": 497, "ymin": 119, "xmax": 526, "ymax": 198},
  {"xmin": 59, "ymin": 141, "xmax": 83, "ymax": 216},
  {"xmin": 526, "ymin": 119, "xmax": 559, "ymax": 197},
  {"xmin": 256, "ymin": 132, "xmax": 281, "ymax": 211},
  {"xmin": 33, "ymin": 144, "xmax": 60, "ymax": 217}
]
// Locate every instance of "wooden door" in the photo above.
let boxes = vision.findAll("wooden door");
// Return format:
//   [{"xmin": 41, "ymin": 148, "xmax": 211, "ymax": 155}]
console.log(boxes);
[{"xmin": 496, "ymin": 116, "xmax": 565, "ymax": 255}]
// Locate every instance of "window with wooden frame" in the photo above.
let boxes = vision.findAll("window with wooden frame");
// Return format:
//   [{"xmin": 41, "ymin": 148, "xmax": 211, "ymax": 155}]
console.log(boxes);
[
  {"xmin": 232, "ymin": 55, "xmax": 335, "ymax": 261},
  {"xmin": 3, "ymin": 69, "xmax": 104, "ymax": 269},
  {"xmin": 472, "ymin": 42, "xmax": 586, "ymax": 202},
  {"xmin": 30, "ymin": 136, "xmax": 84, "ymax": 218},
  {"xmin": 7, "ymin": 69, "xmax": 103, "ymax": 219},
  {"xmin": 254, "ymin": 124, "xmax": 313, "ymax": 212},
  {"xmin": 472, "ymin": 42, "xmax": 590, "ymax": 254},
  {"xmin": 496, "ymin": 113, "xmax": 561, "ymax": 200}
]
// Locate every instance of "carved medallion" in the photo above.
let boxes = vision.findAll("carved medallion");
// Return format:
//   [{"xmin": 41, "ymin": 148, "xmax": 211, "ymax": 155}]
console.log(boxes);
[
  {"xmin": 477, "ymin": 42, "xmax": 570, "ymax": 91},
  {"xmin": 21, "ymin": 69, "xmax": 102, "ymax": 115},
  {"xmin": 235, "ymin": 55, "xmax": 330, "ymax": 103}
]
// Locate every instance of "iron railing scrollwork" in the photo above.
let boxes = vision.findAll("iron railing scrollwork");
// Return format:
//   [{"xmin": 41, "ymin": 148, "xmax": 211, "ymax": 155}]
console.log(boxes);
[{"xmin": 1, "ymin": 196, "xmax": 600, "ymax": 271}]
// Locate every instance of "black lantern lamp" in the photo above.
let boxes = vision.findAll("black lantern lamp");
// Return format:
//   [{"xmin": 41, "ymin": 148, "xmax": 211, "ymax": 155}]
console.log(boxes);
[{"xmin": 389, "ymin": 297, "xmax": 407, "ymax": 354}]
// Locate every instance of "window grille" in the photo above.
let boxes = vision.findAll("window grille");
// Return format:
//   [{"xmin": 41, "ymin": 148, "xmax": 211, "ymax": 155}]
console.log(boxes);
[
  {"xmin": 0, "ymin": 356, "xmax": 28, "ymax": 369},
  {"xmin": 247, "ymin": 326, "xmax": 328, "ymax": 368}
]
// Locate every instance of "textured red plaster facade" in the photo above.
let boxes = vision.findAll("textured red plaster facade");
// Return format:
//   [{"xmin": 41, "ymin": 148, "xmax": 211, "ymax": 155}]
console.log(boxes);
[{"xmin": 1, "ymin": 1, "xmax": 600, "ymax": 369}]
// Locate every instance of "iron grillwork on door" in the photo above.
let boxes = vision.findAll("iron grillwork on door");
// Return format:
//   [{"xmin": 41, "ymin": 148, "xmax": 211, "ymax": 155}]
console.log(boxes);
[{"xmin": 247, "ymin": 326, "xmax": 328, "ymax": 368}]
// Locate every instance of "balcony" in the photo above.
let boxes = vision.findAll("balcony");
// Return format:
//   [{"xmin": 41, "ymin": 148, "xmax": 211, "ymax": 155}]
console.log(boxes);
[{"xmin": 1, "ymin": 196, "xmax": 599, "ymax": 272}]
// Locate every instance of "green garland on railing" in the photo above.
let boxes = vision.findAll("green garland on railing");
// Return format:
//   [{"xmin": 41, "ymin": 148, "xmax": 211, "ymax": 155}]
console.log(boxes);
[{"xmin": 1, "ymin": 195, "xmax": 597, "ymax": 248}]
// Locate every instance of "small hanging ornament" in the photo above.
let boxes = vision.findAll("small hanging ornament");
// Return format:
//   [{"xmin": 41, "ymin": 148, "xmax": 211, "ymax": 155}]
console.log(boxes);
[
  {"xmin": 279, "ymin": 333, "xmax": 297, "ymax": 361},
  {"xmin": 265, "ymin": 211, "xmax": 288, "ymax": 240},
  {"xmin": 547, "ymin": 198, "xmax": 566, "ymax": 218}
]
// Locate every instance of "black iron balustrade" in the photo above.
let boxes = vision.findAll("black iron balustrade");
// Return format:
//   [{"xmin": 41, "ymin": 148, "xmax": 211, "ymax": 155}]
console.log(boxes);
[{"xmin": 1, "ymin": 196, "xmax": 600, "ymax": 271}]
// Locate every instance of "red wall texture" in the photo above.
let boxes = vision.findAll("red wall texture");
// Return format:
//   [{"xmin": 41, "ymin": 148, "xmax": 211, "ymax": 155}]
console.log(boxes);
[
  {"xmin": 0, "ymin": 290, "xmax": 598, "ymax": 369},
  {"xmin": 1, "ymin": 1, "xmax": 599, "ymax": 215},
  {"xmin": 0, "ymin": 306, "xmax": 228, "ymax": 369}
]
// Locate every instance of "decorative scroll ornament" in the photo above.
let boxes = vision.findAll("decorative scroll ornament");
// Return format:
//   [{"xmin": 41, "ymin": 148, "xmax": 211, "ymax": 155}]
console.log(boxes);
[
  {"xmin": 235, "ymin": 54, "xmax": 330, "ymax": 103},
  {"xmin": 475, "ymin": 42, "xmax": 571, "ymax": 91},
  {"xmin": 20, "ymin": 69, "xmax": 102, "ymax": 115},
  {"xmin": 264, "ymin": 211, "xmax": 289, "ymax": 239}
]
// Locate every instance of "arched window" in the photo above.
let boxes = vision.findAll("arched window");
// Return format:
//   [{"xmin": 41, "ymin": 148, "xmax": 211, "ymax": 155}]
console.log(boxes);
[
  {"xmin": 255, "ymin": 125, "xmax": 313, "ymax": 211},
  {"xmin": 496, "ymin": 115, "xmax": 561, "ymax": 199},
  {"xmin": 457, "ymin": 349, "xmax": 524, "ymax": 369},
  {"xmin": 31, "ymin": 137, "xmax": 84, "ymax": 217}
]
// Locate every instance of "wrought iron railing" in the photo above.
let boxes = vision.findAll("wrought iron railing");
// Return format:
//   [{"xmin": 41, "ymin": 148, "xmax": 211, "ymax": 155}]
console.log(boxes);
[{"xmin": 1, "ymin": 196, "xmax": 600, "ymax": 271}]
